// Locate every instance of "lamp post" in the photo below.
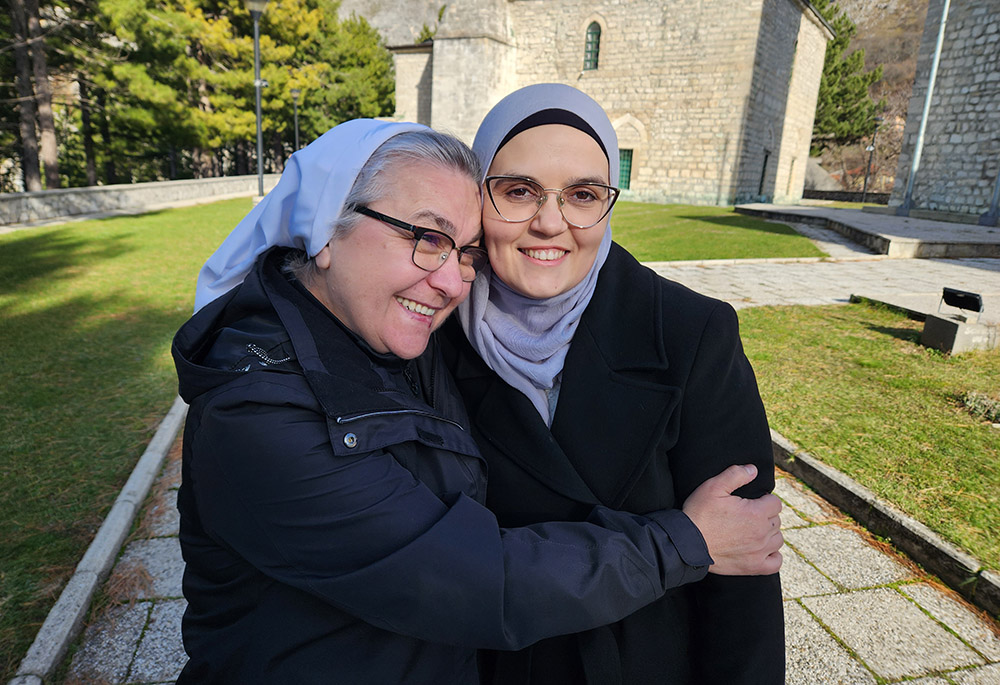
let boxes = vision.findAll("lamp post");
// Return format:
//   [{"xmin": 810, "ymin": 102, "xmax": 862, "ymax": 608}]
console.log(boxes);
[
  {"xmin": 861, "ymin": 117, "xmax": 882, "ymax": 204},
  {"xmin": 291, "ymin": 88, "xmax": 301, "ymax": 151},
  {"xmin": 246, "ymin": 0, "xmax": 269, "ymax": 199}
]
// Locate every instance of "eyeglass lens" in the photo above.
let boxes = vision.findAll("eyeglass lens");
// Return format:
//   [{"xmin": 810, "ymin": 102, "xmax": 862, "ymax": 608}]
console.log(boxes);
[
  {"xmin": 412, "ymin": 232, "xmax": 487, "ymax": 282},
  {"xmin": 487, "ymin": 177, "xmax": 616, "ymax": 228}
]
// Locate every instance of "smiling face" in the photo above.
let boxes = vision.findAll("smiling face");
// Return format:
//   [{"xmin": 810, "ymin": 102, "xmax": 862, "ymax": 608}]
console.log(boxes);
[
  {"xmin": 307, "ymin": 161, "xmax": 482, "ymax": 359},
  {"xmin": 483, "ymin": 124, "xmax": 610, "ymax": 299}
]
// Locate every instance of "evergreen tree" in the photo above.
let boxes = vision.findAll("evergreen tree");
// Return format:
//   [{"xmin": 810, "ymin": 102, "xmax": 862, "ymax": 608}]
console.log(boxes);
[{"xmin": 811, "ymin": 0, "xmax": 884, "ymax": 154}]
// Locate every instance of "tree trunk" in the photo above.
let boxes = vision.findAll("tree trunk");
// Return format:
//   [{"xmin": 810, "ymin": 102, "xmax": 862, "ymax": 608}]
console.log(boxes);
[
  {"xmin": 96, "ymin": 89, "xmax": 117, "ymax": 184},
  {"xmin": 271, "ymin": 132, "xmax": 285, "ymax": 173},
  {"xmin": 235, "ymin": 140, "xmax": 249, "ymax": 176},
  {"xmin": 78, "ymin": 76, "xmax": 97, "ymax": 186},
  {"xmin": 192, "ymin": 76, "xmax": 214, "ymax": 177},
  {"xmin": 8, "ymin": 0, "xmax": 42, "ymax": 191},
  {"xmin": 24, "ymin": 0, "xmax": 60, "ymax": 188}
]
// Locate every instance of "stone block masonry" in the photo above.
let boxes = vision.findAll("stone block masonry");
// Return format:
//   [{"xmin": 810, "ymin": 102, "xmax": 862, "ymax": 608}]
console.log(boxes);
[
  {"xmin": 891, "ymin": 0, "xmax": 1000, "ymax": 219},
  {"xmin": 384, "ymin": 0, "xmax": 832, "ymax": 207}
]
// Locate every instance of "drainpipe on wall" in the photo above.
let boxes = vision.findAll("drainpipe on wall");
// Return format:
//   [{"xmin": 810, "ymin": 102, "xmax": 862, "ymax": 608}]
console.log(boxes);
[
  {"xmin": 979, "ymin": 163, "xmax": 1000, "ymax": 226},
  {"xmin": 897, "ymin": 0, "xmax": 951, "ymax": 216}
]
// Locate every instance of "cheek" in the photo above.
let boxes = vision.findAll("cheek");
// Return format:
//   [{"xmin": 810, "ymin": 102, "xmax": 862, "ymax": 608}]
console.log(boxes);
[{"xmin": 483, "ymin": 219, "xmax": 519, "ymax": 254}]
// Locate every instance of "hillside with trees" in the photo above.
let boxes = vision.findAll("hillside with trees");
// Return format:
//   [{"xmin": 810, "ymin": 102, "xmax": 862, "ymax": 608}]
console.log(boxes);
[
  {"xmin": 812, "ymin": 0, "xmax": 930, "ymax": 194},
  {"xmin": 1, "ymin": 0, "xmax": 395, "ymax": 192}
]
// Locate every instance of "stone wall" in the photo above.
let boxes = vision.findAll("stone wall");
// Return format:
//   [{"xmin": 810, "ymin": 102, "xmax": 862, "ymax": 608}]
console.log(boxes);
[
  {"xmin": 393, "ymin": 45, "xmax": 434, "ymax": 125},
  {"xmin": 0, "ymin": 175, "xmax": 278, "ymax": 226},
  {"xmin": 890, "ymin": 0, "xmax": 1000, "ymax": 218},
  {"xmin": 336, "ymin": 0, "xmax": 442, "ymax": 47}
]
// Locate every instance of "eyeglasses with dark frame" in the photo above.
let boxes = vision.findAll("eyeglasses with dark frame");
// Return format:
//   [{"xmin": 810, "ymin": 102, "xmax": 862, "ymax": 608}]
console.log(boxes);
[
  {"xmin": 484, "ymin": 175, "xmax": 620, "ymax": 229},
  {"xmin": 352, "ymin": 205, "xmax": 488, "ymax": 283}
]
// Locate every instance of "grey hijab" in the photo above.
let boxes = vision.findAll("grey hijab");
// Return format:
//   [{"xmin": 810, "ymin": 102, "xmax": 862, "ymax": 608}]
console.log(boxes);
[{"xmin": 458, "ymin": 84, "xmax": 619, "ymax": 424}]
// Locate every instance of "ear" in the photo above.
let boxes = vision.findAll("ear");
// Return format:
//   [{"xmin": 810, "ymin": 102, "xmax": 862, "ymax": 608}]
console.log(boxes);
[{"xmin": 314, "ymin": 243, "xmax": 332, "ymax": 270}]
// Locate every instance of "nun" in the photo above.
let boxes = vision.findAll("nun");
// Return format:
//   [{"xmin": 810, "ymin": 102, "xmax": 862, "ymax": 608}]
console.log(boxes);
[
  {"xmin": 442, "ymin": 84, "xmax": 786, "ymax": 683},
  {"xmin": 171, "ymin": 119, "xmax": 760, "ymax": 683}
]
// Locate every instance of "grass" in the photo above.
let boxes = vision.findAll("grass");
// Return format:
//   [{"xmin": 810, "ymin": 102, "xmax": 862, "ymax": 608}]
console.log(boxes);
[
  {"xmin": 610, "ymin": 201, "xmax": 827, "ymax": 261},
  {"xmin": 0, "ymin": 198, "xmax": 250, "ymax": 679},
  {"xmin": 739, "ymin": 302, "xmax": 1000, "ymax": 569}
]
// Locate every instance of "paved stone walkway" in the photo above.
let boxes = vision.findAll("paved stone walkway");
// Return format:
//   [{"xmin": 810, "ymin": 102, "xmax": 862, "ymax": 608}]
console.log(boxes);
[{"xmin": 25, "ymin": 209, "xmax": 1000, "ymax": 684}]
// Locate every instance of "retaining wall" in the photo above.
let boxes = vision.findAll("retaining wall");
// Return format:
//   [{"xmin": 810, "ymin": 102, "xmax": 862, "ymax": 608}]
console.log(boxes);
[{"xmin": 0, "ymin": 175, "xmax": 279, "ymax": 226}]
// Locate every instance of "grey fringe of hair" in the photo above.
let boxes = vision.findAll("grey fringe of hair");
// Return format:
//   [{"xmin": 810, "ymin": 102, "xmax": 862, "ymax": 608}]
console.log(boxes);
[{"xmin": 283, "ymin": 129, "xmax": 481, "ymax": 282}]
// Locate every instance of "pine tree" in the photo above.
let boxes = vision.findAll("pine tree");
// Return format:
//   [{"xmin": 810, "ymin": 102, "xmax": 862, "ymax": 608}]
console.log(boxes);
[{"xmin": 811, "ymin": 0, "xmax": 885, "ymax": 154}]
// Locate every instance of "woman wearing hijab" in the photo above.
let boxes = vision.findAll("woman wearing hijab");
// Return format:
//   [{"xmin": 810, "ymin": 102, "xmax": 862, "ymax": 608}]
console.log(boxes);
[
  {"xmin": 441, "ymin": 84, "xmax": 785, "ymax": 683},
  {"xmin": 172, "ymin": 120, "xmax": 778, "ymax": 683}
]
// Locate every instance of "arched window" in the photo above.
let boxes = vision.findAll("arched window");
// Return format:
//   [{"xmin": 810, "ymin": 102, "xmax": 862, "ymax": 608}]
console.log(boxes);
[{"xmin": 583, "ymin": 22, "xmax": 601, "ymax": 70}]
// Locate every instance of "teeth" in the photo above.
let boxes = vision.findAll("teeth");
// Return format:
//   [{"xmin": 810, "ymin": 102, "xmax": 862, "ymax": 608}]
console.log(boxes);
[
  {"xmin": 396, "ymin": 297, "xmax": 438, "ymax": 316},
  {"xmin": 524, "ymin": 249, "xmax": 566, "ymax": 261}
]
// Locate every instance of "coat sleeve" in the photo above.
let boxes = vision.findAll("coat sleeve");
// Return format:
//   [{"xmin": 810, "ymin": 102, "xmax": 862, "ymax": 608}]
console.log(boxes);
[
  {"xmin": 672, "ymin": 302, "xmax": 785, "ymax": 684},
  {"xmin": 188, "ymin": 375, "xmax": 712, "ymax": 652}
]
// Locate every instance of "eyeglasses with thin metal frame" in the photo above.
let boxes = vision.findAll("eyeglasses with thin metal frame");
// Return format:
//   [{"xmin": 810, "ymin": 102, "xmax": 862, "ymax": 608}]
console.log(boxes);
[
  {"xmin": 484, "ymin": 175, "xmax": 620, "ymax": 229},
  {"xmin": 352, "ymin": 205, "xmax": 488, "ymax": 282}
]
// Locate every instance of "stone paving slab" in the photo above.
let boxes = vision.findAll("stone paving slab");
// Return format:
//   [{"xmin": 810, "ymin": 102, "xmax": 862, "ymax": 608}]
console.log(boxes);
[
  {"xmin": 951, "ymin": 662, "xmax": 1000, "ymax": 684},
  {"xmin": 785, "ymin": 525, "xmax": 913, "ymax": 589},
  {"xmin": 900, "ymin": 584, "xmax": 1000, "ymax": 661},
  {"xmin": 774, "ymin": 475, "xmax": 841, "ymax": 523},
  {"xmin": 112, "ymin": 538, "xmax": 185, "ymax": 600},
  {"xmin": 66, "ymin": 604, "xmax": 148, "ymax": 684},
  {"xmin": 802, "ymin": 587, "xmax": 984, "ymax": 680},
  {"xmin": 129, "ymin": 600, "xmax": 186, "ymax": 683},
  {"xmin": 784, "ymin": 601, "xmax": 876, "ymax": 684},
  {"xmin": 780, "ymin": 547, "xmax": 839, "ymax": 600}
]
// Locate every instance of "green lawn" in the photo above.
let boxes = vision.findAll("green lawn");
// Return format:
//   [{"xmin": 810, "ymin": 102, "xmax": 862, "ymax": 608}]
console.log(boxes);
[
  {"xmin": 0, "ymin": 198, "xmax": 250, "ymax": 679},
  {"xmin": 739, "ymin": 303, "xmax": 1000, "ymax": 569},
  {"xmin": 610, "ymin": 201, "xmax": 826, "ymax": 261}
]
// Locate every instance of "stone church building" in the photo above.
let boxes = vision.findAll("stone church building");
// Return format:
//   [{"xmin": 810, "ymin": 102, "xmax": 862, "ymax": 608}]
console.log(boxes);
[
  {"xmin": 890, "ymin": 0, "xmax": 1000, "ymax": 225},
  {"xmin": 339, "ymin": 0, "xmax": 833, "ymax": 206}
]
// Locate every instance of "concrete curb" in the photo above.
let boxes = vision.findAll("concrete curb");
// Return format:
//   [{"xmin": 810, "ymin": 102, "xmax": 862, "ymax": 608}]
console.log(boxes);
[
  {"xmin": 771, "ymin": 428, "xmax": 999, "ymax": 618},
  {"xmin": 9, "ymin": 396, "xmax": 189, "ymax": 685}
]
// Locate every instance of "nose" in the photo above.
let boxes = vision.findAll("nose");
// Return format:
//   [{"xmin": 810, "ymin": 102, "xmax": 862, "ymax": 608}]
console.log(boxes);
[
  {"xmin": 530, "ymin": 191, "xmax": 568, "ymax": 237},
  {"xmin": 424, "ymin": 250, "xmax": 466, "ymax": 299}
]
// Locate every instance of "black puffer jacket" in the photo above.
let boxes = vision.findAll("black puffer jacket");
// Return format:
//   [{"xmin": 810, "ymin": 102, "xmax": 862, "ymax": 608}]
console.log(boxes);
[{"xmin": 171, "ymin": 247, "xmax": 712, "ymax": 684}]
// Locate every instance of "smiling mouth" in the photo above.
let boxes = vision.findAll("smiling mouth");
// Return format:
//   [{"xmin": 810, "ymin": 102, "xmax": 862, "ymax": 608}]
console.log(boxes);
[
  {"xmin": 521, "ymin": 248, "xmax": 568, "ymax": 261},
  {"xmin": 396, "ymin": 297, "xmax": 439, "ymax": 317}
]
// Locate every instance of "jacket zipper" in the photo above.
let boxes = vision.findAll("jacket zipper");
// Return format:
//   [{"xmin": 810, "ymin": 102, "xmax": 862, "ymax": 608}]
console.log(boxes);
[{"xmin": 335, "ymin": 409, "xmax": 465, "ymax": 431}]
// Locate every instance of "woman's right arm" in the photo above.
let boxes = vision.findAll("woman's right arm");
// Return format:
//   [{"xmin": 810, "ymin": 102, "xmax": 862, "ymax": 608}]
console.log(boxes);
[{"xmin": 188, "ymin": 376, "xmax": 712, "ymax": 651}]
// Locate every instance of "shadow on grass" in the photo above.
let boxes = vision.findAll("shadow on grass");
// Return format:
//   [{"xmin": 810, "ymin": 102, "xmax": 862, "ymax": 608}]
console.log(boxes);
[
  {"xmin": 864, "ymin": 323, "xmax": 923, "ymax": 344},
  {"xmin": 0, "ymin": 286, "xmax": 185, "ymax": 680},
  {"xmin": 675, "ymin": 214, "xmax": 801, "ymax": 237},
  {"xmin": 0, "ymin": 228, "xmax": 136, "ymax": 297}
]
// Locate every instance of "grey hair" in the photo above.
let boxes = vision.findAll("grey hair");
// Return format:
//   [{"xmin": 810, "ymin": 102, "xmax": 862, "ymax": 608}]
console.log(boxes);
[{"xmin": 283, "ymin": 129, "xmax": 482, "ymax": 282}]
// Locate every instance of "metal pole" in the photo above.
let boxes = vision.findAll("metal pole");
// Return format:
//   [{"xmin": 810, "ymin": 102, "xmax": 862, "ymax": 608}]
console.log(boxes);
[
  {"xmin": 252, "ymin": 10, "xmax": 264, "ymax": 198},
  {"xmin": 292, "ymin": 91, "xmax": 300, "ymax": 151},
  {"xmin": 862, "ymin": 125, "xmax": 879, "ymax": 204},
  {"xmin": 897, "ymin": 0, "xmax": 950, "ymax": 216}
]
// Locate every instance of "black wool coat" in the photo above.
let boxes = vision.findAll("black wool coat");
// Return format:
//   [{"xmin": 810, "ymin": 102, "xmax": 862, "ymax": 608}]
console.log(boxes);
[{"xmin": 441, "ymin": 243, "xmax": 784, "ymax": 685}]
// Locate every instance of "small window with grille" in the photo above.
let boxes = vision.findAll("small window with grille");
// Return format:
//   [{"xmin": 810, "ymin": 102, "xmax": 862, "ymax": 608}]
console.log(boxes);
[
  {"xmin": 583, "ymin": 23, "xmax": 601, "ymax": 70},
  {"xmin": 619, "ymin": 149, "xmax": 633, "ymax": 190}
]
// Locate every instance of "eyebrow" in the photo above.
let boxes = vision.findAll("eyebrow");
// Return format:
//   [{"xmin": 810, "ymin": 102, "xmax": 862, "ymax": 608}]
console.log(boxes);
[
  {"xmin": 409, "ymin": 211, "xmax": 483, "ymax": 248},
  {"xmin": 410, "ymin": 210, "xmax": 457, "ymax": 237},
  {"xmin": 494, "ymin": 172, "xmax": 611, "ymax": 186}
]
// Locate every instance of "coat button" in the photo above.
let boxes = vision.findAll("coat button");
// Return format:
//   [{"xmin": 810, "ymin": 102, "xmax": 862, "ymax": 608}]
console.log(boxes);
[{"xmin": 343, "ymin": 433, "xmax": 358, "ymax": 448}]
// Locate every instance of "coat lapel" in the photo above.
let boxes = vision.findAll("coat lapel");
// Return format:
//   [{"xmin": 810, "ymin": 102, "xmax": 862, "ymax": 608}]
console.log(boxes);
[
  {"xmin": 550, "ymin": 244, "xmax": 682, "ymax": 509},
  {"xmin": 475, "ymin": 380, "xmax": 603, "ymax": 506}
]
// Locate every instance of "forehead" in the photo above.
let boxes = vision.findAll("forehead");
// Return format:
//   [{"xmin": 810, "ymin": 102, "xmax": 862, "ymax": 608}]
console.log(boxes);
[
  {"xmin": 379, "ymin": 161, "xmax": 482, "ymax": 242},
  {"xmin": 488, "ymin": 124, "xmax": 609, "ymax": 183}
]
